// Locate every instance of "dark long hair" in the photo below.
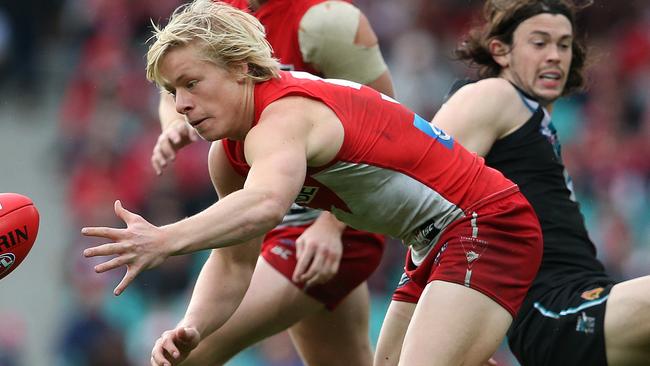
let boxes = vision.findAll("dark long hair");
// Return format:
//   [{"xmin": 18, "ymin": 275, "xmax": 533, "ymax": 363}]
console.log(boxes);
[{"xmin": 455, "ymin": 0, "xmax": 592, "ymax": 95}]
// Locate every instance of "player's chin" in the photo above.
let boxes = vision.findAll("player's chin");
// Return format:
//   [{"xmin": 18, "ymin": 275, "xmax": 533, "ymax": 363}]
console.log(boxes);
[
  {"xmin": 193, "ymin": 128, "xmax": 216, "ymax": 142},
  {"xmin": 535, "ymin": 89, "xmax": 562, "ymax": 105}
]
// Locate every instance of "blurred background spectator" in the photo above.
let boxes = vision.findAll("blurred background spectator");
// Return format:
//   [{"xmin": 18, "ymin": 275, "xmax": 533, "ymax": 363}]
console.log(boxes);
[{"xmin": 1, "ymin": 1, "xmax": 649, "ymax": 365}]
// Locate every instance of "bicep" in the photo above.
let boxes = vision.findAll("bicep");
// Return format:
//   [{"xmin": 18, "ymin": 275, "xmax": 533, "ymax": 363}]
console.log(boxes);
[{"xmin": 243, "ymin": 137, "xmax": 307, "ymax": 212}]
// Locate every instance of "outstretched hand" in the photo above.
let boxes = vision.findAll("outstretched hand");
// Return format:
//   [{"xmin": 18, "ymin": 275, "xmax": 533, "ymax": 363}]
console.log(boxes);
[
  {"xmin": 82, "ymin": 200, "xmax": 172, "ymax": 295},
  {"xmin": 151, "ymin": 119, "xmax": 199, "ymax": 175},
  {"xmin": 151, "ymin": 326, "xmax": 200, "ymax": 366},
  {"xmin": 292, "ymin": 218, "xmax": 344, "ymax": 288}
]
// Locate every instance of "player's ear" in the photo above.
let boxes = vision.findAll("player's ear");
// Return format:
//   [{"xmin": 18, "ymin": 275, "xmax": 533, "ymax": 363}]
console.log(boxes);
[
  {"xmin": 234, "ymin": 62, "xmax": 249, "ymax": 83},
  {"xmin": 489, "ymin": 39, "xmax": 510, "ymax": 68}
]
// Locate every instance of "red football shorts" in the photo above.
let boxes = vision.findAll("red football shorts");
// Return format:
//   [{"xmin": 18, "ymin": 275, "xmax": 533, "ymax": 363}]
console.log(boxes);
[
  {"xmin": 261, "ymin": 224, "xmax": 385, "ymax": 310},
  {"xmin": 393, "ymin": 192, "xmax": 542, "ymax": 317}
]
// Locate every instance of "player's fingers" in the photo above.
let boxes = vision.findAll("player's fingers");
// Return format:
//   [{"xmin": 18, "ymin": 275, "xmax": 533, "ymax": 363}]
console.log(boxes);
[
  {"xmin": 301, "ymin": 250, "xmax": 325, "ymax": 283},
  {"xmin": 294, "ymin": 238, "xmax": 304, "ymax": 259},
  {"xmin": 188, "ymin": 127, "xmax": 199, "ymax": 141},
  {"xmin": 83, "ymin": 242, "xmax": 120, "ymax": 257},
  {"xmin": 160, "ymin": 334, "xmax": 181, "ymax": 362},
  {"xmin": 151, "ymin": 351, "xmax": 172, "ymax": 366},
  {"xmin": 151, "ymin": 154, "xmax": 162, "ymax": 175},
  {"xmin": 93, "ymin": 255, "xmax": 130, "ymax": 273},
  {"xmin": 304, "ymin": 270, "xmax": 324, "ymax": 288},
  {"xmin": 176, "ymin": 327, "xmax": 200, "ymax": 352},
  {"xmin": 168, "ymin": 127, "xmax": 183, "ymax": 145},
  {"xmin": 292, "ymin": 243, "xmax": 313, "ymax": 282},
  {"xmin": 151, "ymin": 154, "xmax": 167, "ymax": 176},
  {"xmin": 157, "ymin": 137, "xmax": 177, "ymax": 161},
  {"xmin": 113, "ymin": 267, "xmax": 139, "ymax": 296},
  {"xmin": 114, "ymin": 200, "xmax": 142, "ymax": 224},
  {"xmin": 151, "ymin": 339, "xmax": 168, "ymax": 366},
  {"xmin": 81, "ymin": 226, "xmax": 122, "ymax": 240},
  {"xmin": 324, "ymin": 250, "xmax": 340, "ymax": 280}
]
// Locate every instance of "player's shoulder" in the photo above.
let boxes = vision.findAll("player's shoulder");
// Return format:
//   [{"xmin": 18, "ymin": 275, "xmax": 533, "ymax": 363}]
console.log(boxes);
[
  {"xmin": 300, "ymin": 1, "xmax": 360, "ymax": 34},
  {"xmin": 442, "ymin": 78, "xmax": 528, "ymax": 132},
  {"xmin": 455, "ymin": 78, "xmax": 519, "ymax": 105},
  {"xmin": 450, "ymin": 78, "xmax": 523, "ymax": 116}
]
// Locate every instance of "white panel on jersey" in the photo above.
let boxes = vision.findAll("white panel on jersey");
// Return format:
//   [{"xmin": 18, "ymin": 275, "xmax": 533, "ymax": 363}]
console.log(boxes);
[{"xmin": 312, "ymin": 161, "xmax": 465, "ymax": 265}]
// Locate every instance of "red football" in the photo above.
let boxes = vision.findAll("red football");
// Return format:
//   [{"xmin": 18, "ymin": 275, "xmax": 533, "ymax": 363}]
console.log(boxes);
[{"xmin": 0, "ymin": 193, "xmax": 40, "ymax": 280}]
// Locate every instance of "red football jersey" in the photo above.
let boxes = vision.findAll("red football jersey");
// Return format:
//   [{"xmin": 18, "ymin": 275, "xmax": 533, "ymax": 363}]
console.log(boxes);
[
  {"xmin": 223, "ymin": 71, "xmax": 518, "ymax": 254},
  {"xmin": 221, "ymin": 0, "xmax": 352, "ymax": 75}
]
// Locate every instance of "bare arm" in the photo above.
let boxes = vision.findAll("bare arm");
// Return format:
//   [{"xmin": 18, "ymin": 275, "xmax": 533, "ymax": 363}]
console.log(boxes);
[
  {"xmin": 83, "ymin": 99, "xmax": 315, "ymax": 293},
  {"xmin": 431, "ymin": 78, "xmax": 531, "ymax": 157},
  {"xmin": 150, "ymin": 142, "xmax": 262, "ymax": 366},
  {"xmin": 151, "ymin": 92, "xmax": 199, "ymax": 175},
  {"xmin": 354, "ymin": 11, "xmax": 394, "ymax": 97},
  {"xmin": 299, "ymin": 1, "xmax": 394, "ymax": 97}
]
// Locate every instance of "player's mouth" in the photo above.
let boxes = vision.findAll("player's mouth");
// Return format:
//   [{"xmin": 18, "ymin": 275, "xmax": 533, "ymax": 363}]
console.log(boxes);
[
  {"xmin": 538, "ymin": 70, "xmax": 563, "ymax": 88},
  {"xmin": 189, "ymin": 117, "xmax": 208, "ymax": 128}
]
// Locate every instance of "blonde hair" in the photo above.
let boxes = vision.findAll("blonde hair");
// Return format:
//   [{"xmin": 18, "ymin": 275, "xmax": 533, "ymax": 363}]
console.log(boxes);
[{"xmin": 146, "ymin": 0, "xmax": 279, "ymax": 87}]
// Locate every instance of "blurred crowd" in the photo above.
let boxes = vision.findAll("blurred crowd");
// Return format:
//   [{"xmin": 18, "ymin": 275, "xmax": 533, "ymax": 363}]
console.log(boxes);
[{"xmin": 1, "ymin": 0, "xmax": 649, "ymax": 365}]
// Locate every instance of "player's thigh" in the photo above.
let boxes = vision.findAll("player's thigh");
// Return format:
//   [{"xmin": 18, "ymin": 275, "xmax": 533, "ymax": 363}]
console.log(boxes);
[
  {"xmin": 399, "ymin": 280, "xmax": 512, "ymax": 366},
  {"xmin": 605, "ymin": 275, "xmax": 650, "ymax": 366},
  {"xmin": 374, "ymin": 300, "xmax": 416, "ymax": 366},
  {"xmin": 181, "ymin": 257, "xmax": 324, "ymax": 366},
  {"xmin": 288, "ymin": 283, "xmax": 373, "ymax": 366}
]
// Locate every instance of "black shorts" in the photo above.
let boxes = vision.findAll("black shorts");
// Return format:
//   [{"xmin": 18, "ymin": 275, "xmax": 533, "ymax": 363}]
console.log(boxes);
[{"xmin": 507, "ymin": 279, "xmax": 615, "ymax": 366}]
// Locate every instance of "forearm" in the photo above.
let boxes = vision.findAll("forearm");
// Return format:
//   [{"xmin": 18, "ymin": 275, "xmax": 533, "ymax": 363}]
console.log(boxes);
[
  {"xmin": 159, "ymin": 92, "xmax": 185, "ymax": 130},
  {"xmin": 163, "ymin": 188, "xmax": 285, "ymax": 255},
  {"xmin": 178, "ymin": 241, "xmax": 260, "ymax": 338}
]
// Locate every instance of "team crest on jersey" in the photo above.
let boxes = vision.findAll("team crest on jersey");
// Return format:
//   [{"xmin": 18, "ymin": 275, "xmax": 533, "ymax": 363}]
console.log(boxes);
[
  {"xmin": 412, "ymin": 114, "xmax": 454, "ymax": 149},
  {"xmin": 580, "ymin": 287, "xmax": 605, "ymax": 301},
  {"xmin": 295, "ymin": 186, "xmax": 319, "ymax": 204}
]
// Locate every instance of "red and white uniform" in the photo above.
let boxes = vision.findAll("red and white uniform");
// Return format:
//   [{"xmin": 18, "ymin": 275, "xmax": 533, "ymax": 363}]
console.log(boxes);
[
  {"xmin": 220, "ymin": 0, "xmax": 384, "ymax": 309},
  {"xmin": 224, "ymin": 71, "xmax": 543, "ymax": 315}
]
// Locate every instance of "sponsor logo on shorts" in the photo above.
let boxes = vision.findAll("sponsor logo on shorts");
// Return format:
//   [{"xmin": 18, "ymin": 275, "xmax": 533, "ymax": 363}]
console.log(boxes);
[
  {"xmin": 295, "ymin": 186, "xmax": 319, "ymax": 205},
  {"xmin": 411, "ymin": 219, "xmax": 441, "ymax": 251},
  {"xmin": 270, "ymin": 245, "xmax": 293, "ymax": 260},
  {"xmin": 466, "ymin": 250, "xmax": 479, "ymax": 263},
  {"xmin": 580, "ymin": 287, "xmax": 605, "ymax": 301},
  {"xmin": 459, "ymin": 236, "xmax": 488, "ymax": 268},
  {"xmin": 575, "ymin": 311, "xmax": 595, "ymax": 334}
]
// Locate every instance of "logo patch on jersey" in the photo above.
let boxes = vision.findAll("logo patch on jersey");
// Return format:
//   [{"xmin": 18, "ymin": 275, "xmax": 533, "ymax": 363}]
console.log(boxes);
[
  {"xmin": 580, "ymin": 287, "xmax": 605, "ymax": 301},
  {"xmin": 412, "ymin": 114, "xmax": 454, "ymax": 149},
  {"xmin": 575, "ymin": 312, "xmax": 595, "ymax": 334},
  {"xmin": 295, "ymin": 186, "xmax": 319, "ymax": 205}
]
